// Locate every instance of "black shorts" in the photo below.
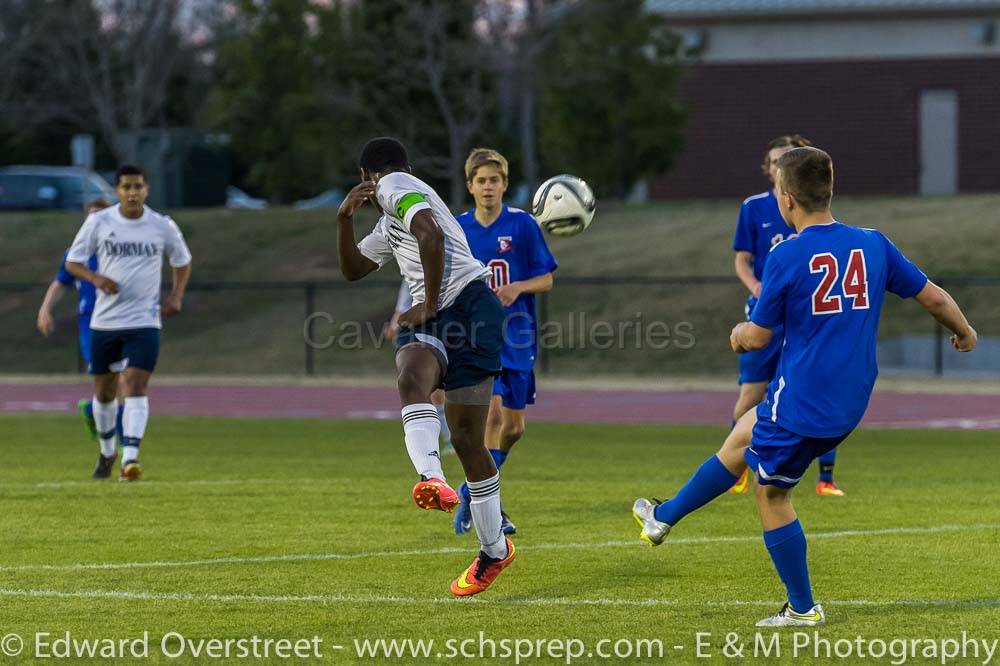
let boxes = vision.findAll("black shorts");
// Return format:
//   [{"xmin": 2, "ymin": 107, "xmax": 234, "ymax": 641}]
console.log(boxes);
[
  {"xmin": 90, "ymin": 328, "xmax": 161, "ymax": 375},
  {"xmin": 395, "ymin": 280, "xmax": 504, "ymax": 391}
]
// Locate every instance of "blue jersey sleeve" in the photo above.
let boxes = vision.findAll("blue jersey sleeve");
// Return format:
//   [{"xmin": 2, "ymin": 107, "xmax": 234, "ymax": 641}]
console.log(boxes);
[
  {"xmin": 749, "ymin": 247, "xmax": 788, "ymax": 328},
  {"xmin": 55, "ymin": 251, "xmax": 74, "ymax": 286},
  {"xmin": 880, "ymin": 232, "xmax": 928, "ymax": 298},
  {"xmin": 733, "ymin": 203, "xmax": 755, "ymax": 253},
  {"xmin": 523, "ymin": 218, "xmax": 558, "ymax": 277}
]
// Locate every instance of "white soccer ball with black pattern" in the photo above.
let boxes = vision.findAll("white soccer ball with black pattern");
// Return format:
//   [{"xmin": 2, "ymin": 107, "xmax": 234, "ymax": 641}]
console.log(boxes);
[{"xmin": 531, "ymin": 174, "xmax": 596, "ymax": 237}]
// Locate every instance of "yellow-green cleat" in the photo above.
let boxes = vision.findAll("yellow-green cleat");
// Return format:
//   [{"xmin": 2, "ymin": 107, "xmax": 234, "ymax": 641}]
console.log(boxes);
[{"xmin": 632, "ymin": 498, "xmax": 670, "ymax": 547}]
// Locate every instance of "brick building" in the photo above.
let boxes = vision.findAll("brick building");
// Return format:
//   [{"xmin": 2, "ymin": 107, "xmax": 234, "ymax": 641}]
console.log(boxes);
[{"xmin": 647, "ymin": 0, "xmax": 1000, "ymax": 198}]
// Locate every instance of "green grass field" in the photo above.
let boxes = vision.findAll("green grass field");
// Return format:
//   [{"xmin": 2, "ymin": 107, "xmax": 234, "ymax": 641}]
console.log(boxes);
[{"xmin": 1, "ymin": 414, "xmax": 998, "ymax": 664}]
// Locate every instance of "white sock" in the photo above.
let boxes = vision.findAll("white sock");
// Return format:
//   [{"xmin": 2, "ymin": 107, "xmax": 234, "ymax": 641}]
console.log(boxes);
[
  {"xmin": 401, "ymin": 404, "xmax": 444, "ymax": 480},
  {"xmin": 468, "ymin": 473, "xmax": 507, "ymax": 559},
  {"xmin": 435, "ymin": 403, "xmax": 452, "ymax": 443},
  {"xmin": 92, "ymin": 397, "xmax": 118, "ymax": 458},
  {"xmin": 122, "ymin": 396, "xmax": 149, "ymax": 462}
]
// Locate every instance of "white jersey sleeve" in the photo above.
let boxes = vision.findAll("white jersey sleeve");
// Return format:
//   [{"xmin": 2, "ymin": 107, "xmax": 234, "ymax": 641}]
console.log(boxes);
[
  {"xmin": 67, "ymin": 214, "xmax": 99, "ymax": 263},
  {"xmin": 375, "ymin": 172, "xmax": 432, "ymax": 230},
  {"xmin": 164, "ymin": 217, "xmax": 192, "ymax": 268},
  {"xmin": 357, "ymin": 219, "xmax": 394, "ymax": 268}
]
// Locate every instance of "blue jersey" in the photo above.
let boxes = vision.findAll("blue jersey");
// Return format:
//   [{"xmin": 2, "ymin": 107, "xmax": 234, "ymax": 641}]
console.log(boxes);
[
  {"xmin": 751, "ymin": 222, "xmax": 928, "ymax": 438},
  {"xmin": 56, "ymin": 250, "xmax": 99, "ymax": 317},
  {"xmin": 458, "ymin": 206, "xmax": 558, "ymax": 371},
  {"xmin": 733, "ymin": 191, "xmax": 797, "ymax": 282}
]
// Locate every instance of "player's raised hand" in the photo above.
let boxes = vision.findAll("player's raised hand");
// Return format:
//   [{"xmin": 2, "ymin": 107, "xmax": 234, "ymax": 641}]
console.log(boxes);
[
  {"xmin": 952, "ymin": 327, "xmax": 977, "ymax": 352},
  {"xmin": 397, "ymin": 304, "xmax": 436, "ymax": 329},
  {"xmin": 37, "ymin": 309, "xmax": 56, "ymax": 337},
  {"xmin": 338, "ymin": 181, "xmax": 376, "ymax": 219},
  {"xmin": 93, "ymin": 275, "xmax": 119, "ymax": 295}
]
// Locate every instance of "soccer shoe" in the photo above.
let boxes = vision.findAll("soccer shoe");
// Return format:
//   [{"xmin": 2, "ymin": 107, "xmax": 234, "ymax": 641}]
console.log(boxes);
[
  {"xmin": 816, "ymin": 481, "xmax": 845, "ymax": 497},
  {"xmin": 500, "ymin": 510, "xmax": 517, "ymax": 536},
  {"xmin": 412, "ymin": 476, "xmax": 459, "ymax": 513},
  {"xmin": 119, "ymin": 459, "xmax": 142, "ymax": 482},
  {"xmin": 729, "ymin": 467, "xmax": 751, "ymax": 494},
  {"xmin": 450, "ymin": 537, "xmax": 516, "ymax": 597},
  {"xmin": 78, "ymin": 399, "xmax": 97, "ymax": 439},
  {"xmin": 453, "ymin": 484, "xmax": 473, "ymax": 535},
  {"xmin": 756, "ymin": 602, "xmax": 826, "ymax": 627},
  {"xmin": 632, "ymin": 498, "xmax": 670, "ymax": 547},
  {"xmin": 91, "ymin": 452, "xmax": 117, "ymax": 479}
]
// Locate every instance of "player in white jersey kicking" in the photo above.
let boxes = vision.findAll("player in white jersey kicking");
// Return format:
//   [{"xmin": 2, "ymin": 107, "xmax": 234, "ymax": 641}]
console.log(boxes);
[
  {"xmin": 337, "ymin": 137, "xmax": 515, "ymax": 597},
  {"xmin": 66, "ymin": 165, "xmax": 192, "ymax": 481}
]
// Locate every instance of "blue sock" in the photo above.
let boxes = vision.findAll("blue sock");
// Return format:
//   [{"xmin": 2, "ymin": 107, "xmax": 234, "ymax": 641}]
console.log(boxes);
[
  {"xmin": 763, "ymin": 519, "xmax": 814, "ymax": 613},
  {"xmin": 459, "ymin": 482, "xmax": 471, "ymax": 504},
  {"xmin": 115, "ymin": 404, "xmax": 125, "ymax": 441},
  {"xmin": 84, "ymin": 400, "xmax": 94, "ymax": 419},
  {"xmin": 653, "ymin": 455, "xmax": 737, "ymax": 526},
  {"xmin": 489, "ymin": 448, "xmax": 508, "ymax": 470},
  {"xmin": 817, "ymin": 448, "xmax": 837, "ymax": 483}
]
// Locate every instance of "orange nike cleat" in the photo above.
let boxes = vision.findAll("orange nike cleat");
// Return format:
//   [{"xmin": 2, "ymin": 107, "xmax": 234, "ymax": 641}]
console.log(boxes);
[
  {"xmin": 450, "ymin": 538, "xmax": 516, "ymax": 597},
  {"xmin": 412, "ymin": 477, "xmax": 460, "ymax": 513},
  {"xmin": 816, "ymin": 481, "xmax": 845, "ymax": 497},
  {"xmin": 729, "ymin": 467, "xmax": 751, "ymax": 494}
]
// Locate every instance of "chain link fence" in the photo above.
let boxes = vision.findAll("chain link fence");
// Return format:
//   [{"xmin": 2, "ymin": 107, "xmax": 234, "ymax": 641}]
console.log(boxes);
[{"xmin": 2, "ymin": 277, "xmax": 997, "ymax": 378}]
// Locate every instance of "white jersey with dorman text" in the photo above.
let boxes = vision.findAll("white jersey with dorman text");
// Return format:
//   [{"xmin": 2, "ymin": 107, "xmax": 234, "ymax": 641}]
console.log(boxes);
[
  {"xmin": 357, "ymin": 171, "xmax": 489, "ymax": 309},
  {"xmin": 67, "ymin": 204, "xmax": 192, "ymax": 331}
]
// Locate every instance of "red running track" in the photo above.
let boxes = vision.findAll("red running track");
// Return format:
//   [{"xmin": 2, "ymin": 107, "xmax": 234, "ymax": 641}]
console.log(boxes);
[{"xmin": 2, "ymin": 382, "xmax": 999, "ymax": 429}]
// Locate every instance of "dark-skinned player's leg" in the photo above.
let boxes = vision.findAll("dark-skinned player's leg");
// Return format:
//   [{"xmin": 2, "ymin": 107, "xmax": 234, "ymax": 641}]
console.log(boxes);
[{"xmin": 396, "ymin": 344, "xmax": 459, "ymax": 512}]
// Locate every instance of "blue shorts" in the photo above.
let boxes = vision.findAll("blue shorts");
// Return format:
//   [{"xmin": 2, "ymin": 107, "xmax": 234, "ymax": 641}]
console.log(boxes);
[
  {"xmin": 739, "ymin": 323, "xmax": 784, "ymax": 384},
  {"xmin": 395, "ymin": 280, "xmax": 504, "ymax": 392},
  {"xmin": 493, "ymin": 368, "xmax": 536, "ymax": 410},
  {"xmin": 746, "ymin": 416, "xmax": 849, "ymax": 489},
  {"xmin": 90, "ymin": 328, "xmax": 161, "ymax": 375},
  {"xmin": 78, "ymin": 314, "xmax": 94, "ymax": 371}
]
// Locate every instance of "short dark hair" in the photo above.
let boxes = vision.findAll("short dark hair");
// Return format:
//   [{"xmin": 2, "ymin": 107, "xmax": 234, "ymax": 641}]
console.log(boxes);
[
  {"xmin": 85, "ymin": 198, "xmax": 113, "ymax": 212},
  {"xmin": 762, "ymin": 134, "xmax": 811, "ymax": 174},
  {"xmin": 359, "ymin": 137, "xmax": 408, "ymax": 174},
  {"xmin": 115, "ymin": 164, "xmax": 145, "ymax": 185},
  {"xmin": 776, "ymin": 146, "xmax": 834, "ymax": 213}
]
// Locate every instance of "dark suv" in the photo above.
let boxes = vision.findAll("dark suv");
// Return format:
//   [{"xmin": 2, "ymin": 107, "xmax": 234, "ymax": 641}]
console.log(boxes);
[{"xmin": 0, "ymin": 166, "xmax": 117, "ymax": 211}]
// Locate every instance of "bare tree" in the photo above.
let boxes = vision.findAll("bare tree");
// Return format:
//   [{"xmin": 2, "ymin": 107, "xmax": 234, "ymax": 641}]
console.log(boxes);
[{"xmin": 30, "ymin": 0, "xmax": 188, "ymax": 162}]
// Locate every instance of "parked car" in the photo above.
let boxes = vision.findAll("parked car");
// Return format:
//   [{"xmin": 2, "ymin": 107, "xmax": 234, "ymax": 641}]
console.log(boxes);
[{"xmin": 0, "ymin": 166, "xmax": 117, "ymax": 211}]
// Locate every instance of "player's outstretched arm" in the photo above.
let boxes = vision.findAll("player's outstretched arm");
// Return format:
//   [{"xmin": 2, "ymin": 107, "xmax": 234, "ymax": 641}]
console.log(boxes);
[
  {"xmin": 914, "ymin": 281, "xmax": 977, "ymax": 352},
  {"xmin": 337, "ymin": 182, "xmax": 379, "ymax": 282},
  {"xmin": 36, "ymin": 281, "xmax": 67, "ymax": 336},
  {"xmin": 65, "ymin": 261, "xmax": 118, "ymax": 295},
  {"xmin": 730, "ymin": 321, "xmax": 773, "ymax": 353}
]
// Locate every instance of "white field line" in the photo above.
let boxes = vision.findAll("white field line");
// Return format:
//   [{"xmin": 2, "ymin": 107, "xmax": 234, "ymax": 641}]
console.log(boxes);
[
  {"xmin": 1, "ymin": 478, "xmax": 339, "ymax": 490},
  {"xmin": 0, "ymin": 523, "xmax": 996, "ymax": 574},
  {"xmin": 0, "ymin": 587, "xmax": 996, "ymax": 609}
]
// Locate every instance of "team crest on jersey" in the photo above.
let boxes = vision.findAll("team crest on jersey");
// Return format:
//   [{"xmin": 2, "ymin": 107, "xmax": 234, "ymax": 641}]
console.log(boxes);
[{"xmin": 498, "ymin": 236, "xmax": 513, "ymax": 253}]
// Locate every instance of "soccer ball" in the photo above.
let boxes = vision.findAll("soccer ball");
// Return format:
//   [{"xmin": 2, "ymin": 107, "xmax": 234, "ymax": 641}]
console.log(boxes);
[{"xmin": 532, "ymin": 174, "xmax": 596, "ymax": 237}]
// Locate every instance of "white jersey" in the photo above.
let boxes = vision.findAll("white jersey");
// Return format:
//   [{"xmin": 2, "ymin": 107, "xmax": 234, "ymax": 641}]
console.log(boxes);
[
  {"xmin": 357, "ymin": 171, "xmax": 489, "ymax": 310},
  {"xmin": 395, "ymin": 279, "xmax": 413, "ymax": 313},
  {"xmin": 67, "ymin": 204, "xmax": 192, "ymax": 331}
]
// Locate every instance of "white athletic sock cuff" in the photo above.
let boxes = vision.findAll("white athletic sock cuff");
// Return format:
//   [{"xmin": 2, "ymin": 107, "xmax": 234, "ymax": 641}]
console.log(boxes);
[
  {"xmin": 401, "ymin": 403, "xmax": 438, "ymax": 423},
  {"xmin": 467, "ymin": 473, "xmax": 501, "ymax": 500},
  {"xmin": 124, "ymin": 396, "xmax": 149, "ymax": 409}
]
